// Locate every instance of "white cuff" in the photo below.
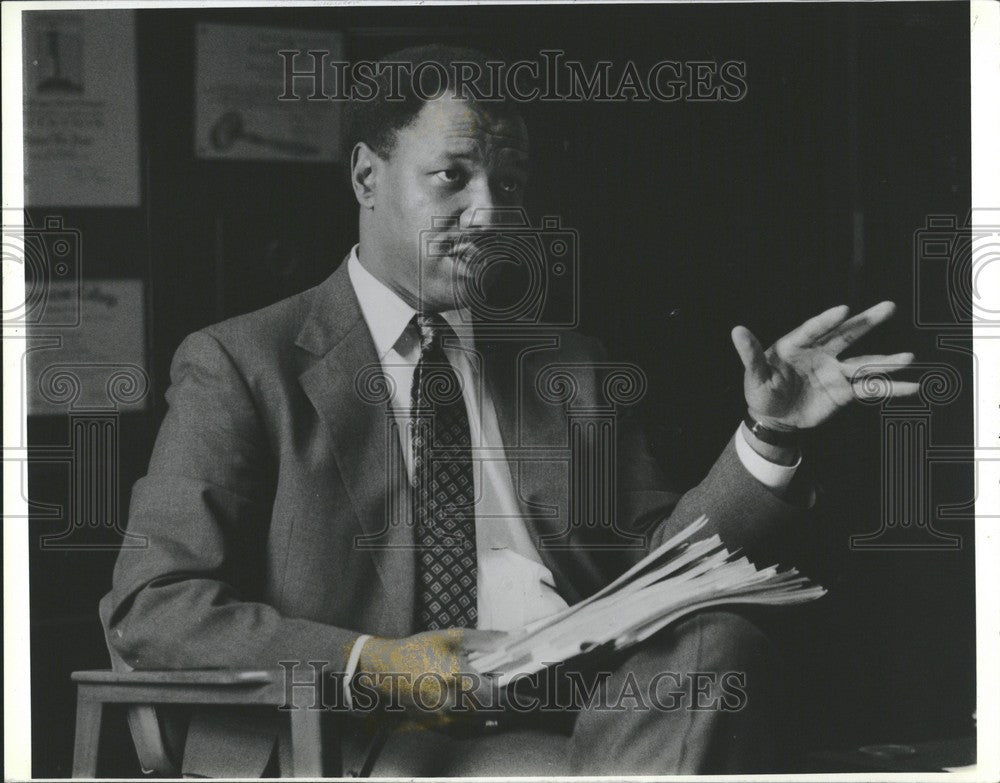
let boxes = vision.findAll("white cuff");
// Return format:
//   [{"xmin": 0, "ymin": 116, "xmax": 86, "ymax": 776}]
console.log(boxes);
[
  {"xmin": 342, "ymin": 634, "xmax": 371, "ymax": 711},
  {"xmin": 734, "ymin": 423, "xmax": 800, "ymax": 493}
]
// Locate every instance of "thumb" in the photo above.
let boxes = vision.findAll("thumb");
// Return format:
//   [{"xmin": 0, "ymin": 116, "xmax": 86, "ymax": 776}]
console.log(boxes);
[{"xmin": 731, "ymin": 326, "xmax": 771, "ymax": 386}]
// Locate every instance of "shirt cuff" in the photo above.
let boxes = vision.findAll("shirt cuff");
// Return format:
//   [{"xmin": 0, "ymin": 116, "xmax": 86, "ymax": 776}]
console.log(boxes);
[
  {"xmin": 734, "ymin": 422, "xmax": 800, "ymax": 493},
  {"xmin": 342, "ymin": 633, "xmax": 371, "ymax": 710}
]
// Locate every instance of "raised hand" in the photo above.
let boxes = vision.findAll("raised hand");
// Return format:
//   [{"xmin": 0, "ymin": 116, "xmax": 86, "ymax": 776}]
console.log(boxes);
[{"xmin": 730, "ymin": 301, "xmax": 919, "ymax": 431}]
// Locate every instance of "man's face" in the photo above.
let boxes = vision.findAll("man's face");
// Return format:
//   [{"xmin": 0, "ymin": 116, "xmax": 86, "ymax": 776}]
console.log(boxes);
[{"xmin": 367, "ymin": 96, "xmax": 529, "ymax": 312}]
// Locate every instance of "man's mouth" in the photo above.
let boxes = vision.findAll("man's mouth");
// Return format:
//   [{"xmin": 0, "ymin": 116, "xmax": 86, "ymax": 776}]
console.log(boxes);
[{"xmin": 448, "ymin": 242, "xmax": 483, "ymax": 271}]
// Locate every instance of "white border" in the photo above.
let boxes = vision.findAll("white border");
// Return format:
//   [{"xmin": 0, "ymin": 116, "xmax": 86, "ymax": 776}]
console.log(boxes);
[
  {"xmin": 971, "ymin": 1, "xmax": 1000, "ymax": 782},
  {"xmin": 2, "ymin": 1, "xmax": 998, "ymax": 781},
  {"xmin": 2, "ymin": 1, "xmax": 30, "ymax": 780}
]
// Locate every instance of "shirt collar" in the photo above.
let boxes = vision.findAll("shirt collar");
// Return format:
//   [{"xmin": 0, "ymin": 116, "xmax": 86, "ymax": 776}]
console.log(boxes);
[{"xmin": 346, "ymin": 245, "xmax": 473, "ymax": 359}]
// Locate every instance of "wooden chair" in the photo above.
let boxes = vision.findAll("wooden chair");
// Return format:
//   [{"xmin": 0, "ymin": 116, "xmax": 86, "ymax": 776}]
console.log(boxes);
[
  {"xmin": 70, "ymin": 668, "xmax": 326, "ymax": 778},
  {"xmin": 71, "ymin": 598, "xmax": 330, "ymax": 777}
]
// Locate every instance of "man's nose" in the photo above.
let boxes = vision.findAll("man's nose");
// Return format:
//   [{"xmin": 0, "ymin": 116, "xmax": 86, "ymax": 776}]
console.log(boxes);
[{"xmin": 460, "ymin": 179, "xmax": 504, "ymax": 229}]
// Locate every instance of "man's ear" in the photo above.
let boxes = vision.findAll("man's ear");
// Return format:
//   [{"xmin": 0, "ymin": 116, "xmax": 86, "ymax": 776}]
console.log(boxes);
[{"xmin": 350, "ymin": 142, "xmax": 379, "ymax": 208}]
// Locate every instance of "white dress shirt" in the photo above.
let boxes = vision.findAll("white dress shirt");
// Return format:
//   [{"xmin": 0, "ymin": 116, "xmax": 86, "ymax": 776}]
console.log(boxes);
[
  {"xmin": 345, "ymin": 245, "xmax": 800, "ymax": 631},
  {"xmin": 348, "ymin": 248, "xmax": 570, "ymax": 631}
]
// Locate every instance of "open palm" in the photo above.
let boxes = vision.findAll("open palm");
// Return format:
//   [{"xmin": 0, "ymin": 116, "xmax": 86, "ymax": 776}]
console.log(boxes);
[{"xmin": 731, "ymin": 301, "xmax": 919, "ymax": 430}]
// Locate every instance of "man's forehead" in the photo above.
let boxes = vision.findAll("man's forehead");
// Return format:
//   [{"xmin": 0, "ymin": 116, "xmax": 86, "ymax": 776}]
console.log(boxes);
[{"xmin": 408, "ymin": 97, "xmax": 528, "ymax": 156}]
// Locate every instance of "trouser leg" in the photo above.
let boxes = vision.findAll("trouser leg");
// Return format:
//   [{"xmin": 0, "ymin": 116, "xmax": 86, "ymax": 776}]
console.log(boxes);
[{"xmin": 567, "ymin": 609, "xmax": 782, "ymax": 775}]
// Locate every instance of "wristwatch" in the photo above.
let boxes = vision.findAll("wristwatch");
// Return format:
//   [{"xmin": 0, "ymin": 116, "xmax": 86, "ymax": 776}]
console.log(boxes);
[{"xmin": 742, "ymin": 411, "xmax": 799, "ymax": 447}]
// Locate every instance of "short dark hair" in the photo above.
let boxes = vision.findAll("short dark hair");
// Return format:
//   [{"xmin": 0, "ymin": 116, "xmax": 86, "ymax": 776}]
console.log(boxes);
[{"xmin": 343, "ymin": 44, "xmax": 523, "ymax": 159}]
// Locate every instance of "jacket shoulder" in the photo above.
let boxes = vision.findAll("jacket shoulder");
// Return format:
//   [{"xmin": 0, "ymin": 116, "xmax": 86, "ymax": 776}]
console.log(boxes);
[{"xmin": 199, "ymin": 285, "xmax": 319, "ymax": 359}]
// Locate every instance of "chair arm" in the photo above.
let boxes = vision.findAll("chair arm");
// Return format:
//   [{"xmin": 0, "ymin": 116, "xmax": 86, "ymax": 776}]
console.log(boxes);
[
  {"xmin": 72, "ymin": 669, "xmax": 276, "ymax": 686},
  {"xmin": 71, "ymin": 669, "xmax": 287, "ymax": 707}
]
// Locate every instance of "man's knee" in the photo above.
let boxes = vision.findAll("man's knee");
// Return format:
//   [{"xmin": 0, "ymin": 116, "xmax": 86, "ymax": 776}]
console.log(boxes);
[
  {"xmin": 567, "ymin": 611, "xmax": 781, "ymax": 774},
  {"xmin": 639, "ymin": 610, "xmax": 775, "ymax": 676}
]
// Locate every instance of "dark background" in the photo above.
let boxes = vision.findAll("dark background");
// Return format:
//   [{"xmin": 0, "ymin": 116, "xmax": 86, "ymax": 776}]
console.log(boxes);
[{"xmin": 25, "ymin": 2, "xmax": 974, "ymax": 776}]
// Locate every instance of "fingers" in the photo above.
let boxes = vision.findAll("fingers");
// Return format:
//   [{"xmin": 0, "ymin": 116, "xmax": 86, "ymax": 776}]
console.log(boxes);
[
  {"xmin": 456, "ymin": 652, "xmax": 508, "ymax": 710},
  {"xmin": 820, "ymin": 300, "xmax": 896, "ymax": 356},
  {"xmin": 841, "ymin": 352, "xmax": 915, "ymax": 376},
  {"xmin": 852, "ymin": 379, "xmax": 921, "ymax": 400},
  {"xmin": 460, "ymin": 629, "xmax": 510, "ymax": 654},
  {"xmin": 731, "ymin": 326, "xmax": 771, "ymax": 386},
  {"xmin": 782, "ymin": 304, "xmax": 851, "ymax": 347}
]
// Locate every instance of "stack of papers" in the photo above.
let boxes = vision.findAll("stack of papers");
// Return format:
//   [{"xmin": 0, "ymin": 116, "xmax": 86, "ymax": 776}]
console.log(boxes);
[{"xmin": 469, "ymin": 515, "xmax": 826, "ymax": 686}]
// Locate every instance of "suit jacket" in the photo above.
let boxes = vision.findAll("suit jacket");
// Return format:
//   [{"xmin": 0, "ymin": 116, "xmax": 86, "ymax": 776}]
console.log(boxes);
[{"xmin": 104, "ymin": 257, "xmax": 808, "ymax": 776}]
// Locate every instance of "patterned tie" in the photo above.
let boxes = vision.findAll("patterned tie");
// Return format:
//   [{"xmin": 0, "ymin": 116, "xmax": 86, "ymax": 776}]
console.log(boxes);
[{"xmin": 410, "ymin": 313, "xmax": 478, "ymax": 630}]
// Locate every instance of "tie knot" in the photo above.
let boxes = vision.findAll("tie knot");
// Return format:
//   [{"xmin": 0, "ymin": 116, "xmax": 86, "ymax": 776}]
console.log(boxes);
[{"xmin": 414, "ymin": 313, "xmax": 451, "ymax": 352}]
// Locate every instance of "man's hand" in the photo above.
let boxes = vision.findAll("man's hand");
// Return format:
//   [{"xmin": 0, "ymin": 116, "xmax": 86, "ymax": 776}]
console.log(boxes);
[
  {"xmin": 356, "ymin": 628, "xmax": 508, "ymax": 720},
  {"xmin": 730, "ymin": 301, "xmax": 919, "ymax": 431}
]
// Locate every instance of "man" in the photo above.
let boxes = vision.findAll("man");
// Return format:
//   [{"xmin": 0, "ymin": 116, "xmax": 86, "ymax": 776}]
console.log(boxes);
[{"xmin": 104, "ymin": 45, "xmax": 917, "ymax": 776}]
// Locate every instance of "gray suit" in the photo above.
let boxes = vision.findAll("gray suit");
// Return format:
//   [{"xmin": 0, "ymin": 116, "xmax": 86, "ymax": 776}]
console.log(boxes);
[{"xmin": 104, "ymin": 258, "xmax": 808, "ymax": 776}]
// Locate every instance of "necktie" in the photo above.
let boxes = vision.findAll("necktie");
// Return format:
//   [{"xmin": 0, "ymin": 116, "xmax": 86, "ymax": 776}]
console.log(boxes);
[{"xmin": 410, "ymin": 313, "xmax": 478, "ymax": 630}]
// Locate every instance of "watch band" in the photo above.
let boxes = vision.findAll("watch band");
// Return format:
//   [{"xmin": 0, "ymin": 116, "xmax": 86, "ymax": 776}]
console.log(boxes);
[{"xmin": 743, "ymin": 411, "xmax": 799, "ymax": 447}]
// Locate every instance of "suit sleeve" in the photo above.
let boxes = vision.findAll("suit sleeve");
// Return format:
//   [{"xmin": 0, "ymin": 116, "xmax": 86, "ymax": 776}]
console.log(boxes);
[
  {"xmin": 602, "ymin": 345, "xmax": 816, "ymax": 561},
  {"xmin": 105, "ymin": 330, "xmax": 358, "ymax": 671},
  {"xmin": 625, "ymin": 424, "xmax": 814, "ymax": 558}
]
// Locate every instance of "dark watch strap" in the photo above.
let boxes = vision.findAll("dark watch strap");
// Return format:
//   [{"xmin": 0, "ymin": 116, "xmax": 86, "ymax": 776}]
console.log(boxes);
[{"xmin": 743, "ymin": 412, "xmax": 799, "ymax": 447}]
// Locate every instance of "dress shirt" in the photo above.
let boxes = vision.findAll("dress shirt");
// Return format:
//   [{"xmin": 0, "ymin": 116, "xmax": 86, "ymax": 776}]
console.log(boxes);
[{"xmin": 348, "ymin": 247, "xmax": 570, "ymax": 631}]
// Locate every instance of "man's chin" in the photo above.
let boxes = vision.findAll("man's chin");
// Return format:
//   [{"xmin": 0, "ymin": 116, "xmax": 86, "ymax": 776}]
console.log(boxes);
[
  {"xmin": 414, "ymin": 257, "xmax": 494, "ymax": 313},
  {"xmin": 447, "ymin": 257, "xmax": 484, "ymax": 299}
]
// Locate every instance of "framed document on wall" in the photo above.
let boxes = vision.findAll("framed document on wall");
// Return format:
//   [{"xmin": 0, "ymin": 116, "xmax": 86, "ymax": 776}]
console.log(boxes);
[
  {"xmin": 194, "ymin": 23, "xmax": 343, "ymax": 163},
  {"xmin": 22, "ymin": 10, "xmax": 141, "ymax": 206}
]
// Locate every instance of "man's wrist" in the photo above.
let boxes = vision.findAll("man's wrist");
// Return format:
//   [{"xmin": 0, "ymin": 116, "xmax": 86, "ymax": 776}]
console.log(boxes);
[
  {"xmin": 743, "ymin": 410, "xmax": 798, "ymax": 443},
  {"xmin": 740, "ymin": 420, "xmax": 799, "ymax": 466},
  {"xmin": 354, "ymin": 634, "xmax": 390, "ymax": 677}
]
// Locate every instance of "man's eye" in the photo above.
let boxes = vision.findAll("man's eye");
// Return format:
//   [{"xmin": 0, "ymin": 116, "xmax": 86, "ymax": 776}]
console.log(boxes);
[
  {"xmin": 499, "ymin": 178, "xmax": 523, "ymax": 194},
  {"xmin": 435, "ymin": 170, "xmax": 462, "ymax": 184}
]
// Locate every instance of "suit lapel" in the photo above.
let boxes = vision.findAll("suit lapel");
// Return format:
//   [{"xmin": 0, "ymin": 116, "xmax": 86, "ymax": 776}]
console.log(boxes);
[{"xmin": 295, "ymin": 260, "xmax": 415, "ymax": 633}]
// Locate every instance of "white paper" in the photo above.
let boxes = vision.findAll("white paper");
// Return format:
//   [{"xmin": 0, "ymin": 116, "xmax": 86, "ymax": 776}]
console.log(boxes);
[{"xmin": 470, "ymin": 516, "xmax": 827, "ymax": 686}]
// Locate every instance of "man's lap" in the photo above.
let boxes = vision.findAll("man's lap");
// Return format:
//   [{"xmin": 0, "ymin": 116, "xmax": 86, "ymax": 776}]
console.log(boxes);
[{"xmin": 348, "ymin": 610, "xmax": 778, "ymax": 776}]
